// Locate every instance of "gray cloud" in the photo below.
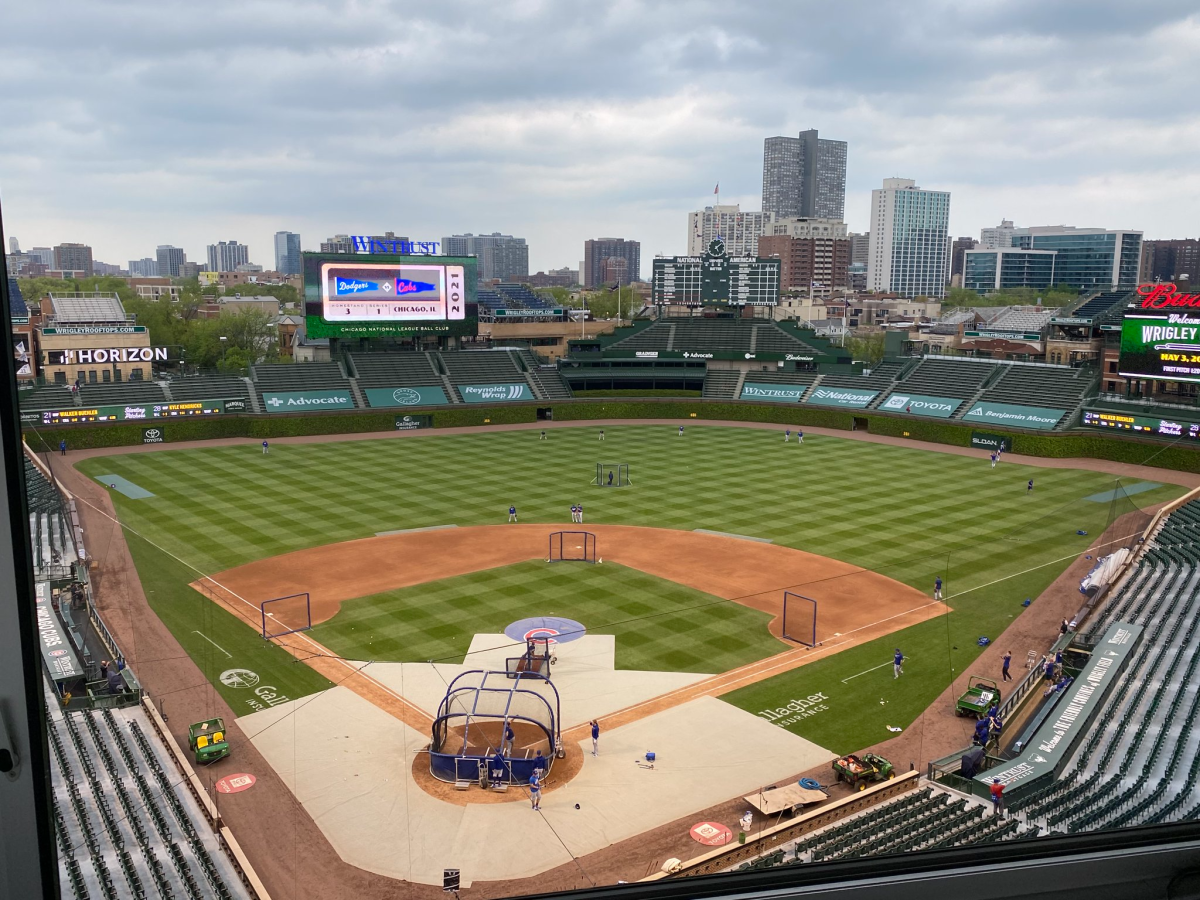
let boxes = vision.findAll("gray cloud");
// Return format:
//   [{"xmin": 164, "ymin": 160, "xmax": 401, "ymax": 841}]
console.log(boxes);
[{"xmin": 2, "ymin": 0, "xmax": 1198, "ymax": 274}]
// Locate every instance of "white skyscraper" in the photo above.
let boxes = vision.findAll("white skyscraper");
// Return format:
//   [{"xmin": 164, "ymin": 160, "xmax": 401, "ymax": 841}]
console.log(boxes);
[
  {"xmin": 687, "ymin": 205, "xmax": 767, "ymax": 256},
  {"xmin": 206, "ymin": 240, "xmax": 251, "ymax": 273},
  {"xmin": 867, "ymin": 178, "xmax": 951, "ymax": 299}
]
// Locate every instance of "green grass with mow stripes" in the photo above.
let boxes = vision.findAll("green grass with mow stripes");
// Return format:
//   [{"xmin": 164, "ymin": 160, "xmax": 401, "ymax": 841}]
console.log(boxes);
[
  {"xmin": 310, "ymin": 560, "xmax": 782, "ymax": 673},
  {"xmin": 80, "ymin": 425, "xmax": 1180, "ymax": 744}
]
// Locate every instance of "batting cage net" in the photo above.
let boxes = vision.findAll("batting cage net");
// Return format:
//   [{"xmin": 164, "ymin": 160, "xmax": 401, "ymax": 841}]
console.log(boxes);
[
  {"xmin": 430, "ymin": 669, "xmax": 562, "ymax": 784},
  {"xmin": 549, "ymin": 530, "xmax": 597, "ymax": 563},
  {"xmin": 506, "ymin": 640, "xmax": 553, "ymax": 679},
  {"xmin": 261, "ymin": 592, "xmax": 312, "ymax": 639},
  {"xmin": 782, "ymin": 592, "xmax": 818, "ymax": 647},
  {"xmin": 595, "ymin": 463, "xmax": 630, "ymax": 487}
]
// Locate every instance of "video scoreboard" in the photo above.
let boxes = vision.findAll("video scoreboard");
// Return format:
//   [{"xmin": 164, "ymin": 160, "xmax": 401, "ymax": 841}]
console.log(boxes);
[
  {"xmin": 1118, "ymin": 309, "xmax": 1200, "ymax": 384},
  {"xmin": 652, "ymin": 239, "xmax": 780, "ymax": 307},
  {"xmin": 303, "ymin": 252, "xmax": 478, "ymax": 339}
]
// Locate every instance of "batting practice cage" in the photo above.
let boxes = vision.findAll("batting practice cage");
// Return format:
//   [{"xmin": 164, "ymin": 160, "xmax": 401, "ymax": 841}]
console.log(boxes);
[
  {"xmin": 782, "ymin": 592, "xmax": 818, "ymax": 647},
  {"xmin": 429, "ymin": 669, "xmax": 562, "ymax": 784},
  {"xmin": 595, "ymin": 463, "xmax": 630, "ymax": 487},
  {"xmin": 549, "ymin": 530, "xmax": 597, "ymax": 563},
  {"xmin": 260, "ymin": 592, "xmax": 312, "ymax": 639}
]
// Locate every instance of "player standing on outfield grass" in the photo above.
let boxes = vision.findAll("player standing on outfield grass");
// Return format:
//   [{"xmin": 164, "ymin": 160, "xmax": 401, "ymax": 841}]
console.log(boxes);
[
  {"xmin": 598, "ymin": 429, "xmax": 605, "ymax": 441},
  {"xmin": 508, "ymin": 505, "xmax": 518, "ymax": 523},
  {"xmin": 797, "ymin": 430, "xmax": 804, "ymax": 444},
  {"xmin": 540, "ymin": 430, "xmax": 547, "ymax": 440},
  {"xmin": 262, "ymin": 440, "xmax": 269, "ymax": 454},
  {"xmin": 1027, "ymin": 479, "xmax": 1034, "ymax": 493},
  {"xmin": 678, "ymin": 425, "xmax": 684, "ymax": 436},
  {"xmin": 785, "ymin": 429, "xmax": 791, "ymax": 442},
  {"xmin": 590, "ymin": 719, "xmax": 600, "ymax": 756},
  {"xmin": 893, "ymin": 648, "xmax": 904, "ymax": 678},
  {"xmin": 607, "ymin": 470, "xmax": 614, "ymax": 486},
  {"xmin": 934, "ymin": 576, "xmax": 943, "ymax": 601},
  {"xmin": 990, "ymin": 451, "xmax": 997, "ymax": 469}
]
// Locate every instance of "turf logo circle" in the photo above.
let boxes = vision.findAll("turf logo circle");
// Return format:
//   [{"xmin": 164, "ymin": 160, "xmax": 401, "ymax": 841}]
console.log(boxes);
[
  {"xmin": 391, "ymin": 388, "xmax": 422, "ymax": 406},
  {"xmin": 505, "ymin": 617, "xmax": 587, "ymax": 645},
  {"xmin": 220, "ymin": 668, "xmax": 260, "ymax": 689}
]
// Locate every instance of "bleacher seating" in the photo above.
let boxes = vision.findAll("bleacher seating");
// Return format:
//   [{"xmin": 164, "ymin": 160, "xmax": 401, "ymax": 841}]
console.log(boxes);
[
  {"xmin": 702, "ymin": 370, "xmax": 742, "ymax": 399},
  {"xmin": 440, "ymin": 350, "xmax": 525, "ymax": 384},
  {"xmin": 990, "ymin": 306, "xmax": 1059, "ymax": 331},
  {"xmin": 606, "ymin": 317, "xmax": 818, "ymax": 356},
  {"xmin": 1067, "ymin": 289, "xmax": 1134, "ymax": 320},
  {"xmin": 166, "ymin": 375, "xmax": 252, "ymax": 404},
  {"xmin": 251, "ymin": 361, "xmax": 357, "ymax": 408},
  {"xmin": 494, "ymin": 284, "xmax": 553, "ymax": 309},
  {"xmin": 819, "ymin": 361, "xmax": 904, "ymax": 392},
  {"xmin": 885, "ymin": 358, "xmax": 999, "ymax": 400},
  {"xmin": 512, "ymin": 350, "xmax": 572, "ymax": 399},
  {"xmin": 475, "ymin": 289, "xmax": 504, "ymax": 311},
  {"xmin": 77, "ymin": 381, "xmax": 169, "ymax": 408},
  {"xmin": 19, "ymin": 384, "xmax": 76, "ymax": 413},
  {"xmin": 976, "ymin": 364, "xmax": 1095, "ymax": 412},
  {"xmin": 24, "ymin": 458, "xmax": 76, "ymax": 579},
  {"xmin": 351, "ymin": 352, "xmax": 443, "ymax": 389},
  {"xmin": 45, "ymin": 680, "xmax": 250, "ymax": 899}
]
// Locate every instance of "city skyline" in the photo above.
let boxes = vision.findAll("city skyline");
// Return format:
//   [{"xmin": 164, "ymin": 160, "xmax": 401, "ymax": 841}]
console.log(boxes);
[{"xmin": 2, "ymin": 3, "xmax": 1198, "ymax": 278}]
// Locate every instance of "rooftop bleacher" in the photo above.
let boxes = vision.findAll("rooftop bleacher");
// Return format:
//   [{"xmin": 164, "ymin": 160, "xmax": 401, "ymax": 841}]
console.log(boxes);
[
  {"xmin": 1067, "ymin": 289, "xmax": 1135, "ymax": 320},
  {"xmin": 46, "ymin": 682, "xmax": 251, "ymax": 900},
  {"xmin": 494, "ymin": 284, "xmax": 553, "ymax": 309},
  {"xmin": 476, "ymin": 289, "xmax": 504, "ymax": 311},
  {"xmin": 990, "ymin": 306, "xmax": 1059, "ymax": 331}
]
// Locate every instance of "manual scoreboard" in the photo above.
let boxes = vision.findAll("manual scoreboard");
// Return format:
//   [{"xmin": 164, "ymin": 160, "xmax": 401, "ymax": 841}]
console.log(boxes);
[{"xmin": 652, "ymin": 239, "xmax": 780, "ymax": 307}]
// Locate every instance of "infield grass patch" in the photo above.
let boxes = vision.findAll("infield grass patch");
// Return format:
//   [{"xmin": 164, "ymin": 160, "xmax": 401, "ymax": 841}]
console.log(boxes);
[{"xmin": 310, "ymin": 560, "xmax": 782, "ymax": 673}]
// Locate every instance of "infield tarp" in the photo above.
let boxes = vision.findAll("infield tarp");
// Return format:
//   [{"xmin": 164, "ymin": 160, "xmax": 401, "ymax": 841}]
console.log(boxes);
[
  {"xmin": 976, "ymin": 621, "xmax": 1141, "ymax": 795},
  {"xmin": 876, "ymin": 392, "xmax": 961, "ymax": 418},
  {"xmin": 364, "ymin": 386, "xmax": 448, "ymax": 408},
  {"xmin": 740, "ymin": 382, "xmax": 807, "ymax": 403},
  {"xmin": 262, "ymin": 390, "xmax": 356, "ymax": 413},
  {"xmin": 459, "ymin": 383, "xmax": 533, "ymax": 403},
  {"xmin": 963, "ymin": 401, "xmax": 1066, "ymax": 430},
  {"xmin": 805, "ymin": 386, "xmax": 878, "ymax": 408}
]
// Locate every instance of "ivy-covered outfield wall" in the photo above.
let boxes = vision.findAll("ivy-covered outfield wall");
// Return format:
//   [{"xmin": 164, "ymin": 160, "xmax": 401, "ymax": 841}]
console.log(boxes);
[{"xmin": 21, "ymin": 399, "xmax": 1200, "ymax": 473}]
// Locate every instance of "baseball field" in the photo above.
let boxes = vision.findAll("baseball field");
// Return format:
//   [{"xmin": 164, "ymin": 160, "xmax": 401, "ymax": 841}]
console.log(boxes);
[{"xmin": 77, "ymin": 423, "xmax": 1181, "ymax": 755}]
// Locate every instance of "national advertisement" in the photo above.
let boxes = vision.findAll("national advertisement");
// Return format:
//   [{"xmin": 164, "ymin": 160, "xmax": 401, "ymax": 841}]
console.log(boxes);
[
  {"xmin": 805, "ymin": 386, "xmax": 878, "ymax": 408},
  {"xmin": 963, "ymin": 401, "xmax": 1065, "ymax": 430},
  {"xmin": 459, "ymin": 383, "xmax": 534, "ymax": 403},
  {"xmin": 739, "ymin": 382, "xmax": 807, "ymax": 403},
  {"xmin": 1118, "ymin": 309, "xmax": 1200, "ymax": 385},
  {"xmin": 261, "ymin": 390, "xmax": 356, "ymax": 413},
  {"xmin": 365, "ymin": 386, "xmax": 448, "ymax": 408},
  {"xmin": 877, "ymin": 392, "xmax": 960, "ymax": 418}
]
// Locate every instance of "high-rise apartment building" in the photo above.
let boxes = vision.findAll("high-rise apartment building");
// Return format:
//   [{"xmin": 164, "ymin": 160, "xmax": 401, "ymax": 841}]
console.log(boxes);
[
  {"xmin": 53, "ymin": 243, "xmax": 94, "ymax": 276},
  {"xmin": 848, "ymin": 233, "xmax": 870, "ymax": 267},
  {"xmin": 867, "ymin": 178, "xmax": 951, "ymax": 299},
  {"xmin": 761, "ymin": 129, "xmax": 848, "ymax": 221},
  {"xmin": 29, "ymin": 247, "xmax": 54, "ymax": 267},
  {"xmin": 951, "ymin": 237, "xmax": 979, "ymax": 277},
  {"xmin": 206, "ymin": 240, "xmax": 250, "ymax": 273},
  {"xmin": 320, "ymin": 235, "xmax": 356, "ymax": 254},
  {"xmin": 761, "ymin": 215, "xmax": 847, "ymax": 240},
  {"xmin": 582, "ymin": 238, "xmax": 641, "ymax": 288},
  {"xmin": 128, "ymin": 258, "xmax": 159, "ymax": 277},
  {"xmin": 980, "ymin": 219, "xmax": 1016, "ymax": 250},
  {"xmin": 274, "ymin": 231, "xmax": 302, "ymax": 275},
  {"xmin": 8, "ymin": 237, "xmax": 19, "ymax": 254},
  {"xmin": 442, "ymin": 233, "xmax": 529, "ymax": 281},
  {"xmin": 1140, "ymin": 239, "xmax": 1200, "ymax": 283},
  {"xmin": 156, "ymin": 245, "xmax": 186, "ymax": 277},
  {"xmin": 687, "ymin": 206, "xmax": 766, "ymax": 257},
  {"xmin": 757, "ymin": 235, "xmax": 851, "ymax": 295}
]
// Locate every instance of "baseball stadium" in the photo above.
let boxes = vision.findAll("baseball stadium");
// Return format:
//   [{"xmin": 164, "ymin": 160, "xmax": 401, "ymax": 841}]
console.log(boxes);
[{"xmin": 14, "ymin": 266, "xmax": 1200, "ymax": 900}]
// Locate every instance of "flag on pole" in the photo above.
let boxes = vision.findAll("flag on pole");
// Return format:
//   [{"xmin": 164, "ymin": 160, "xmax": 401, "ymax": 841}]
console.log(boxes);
[{"xmin": 713, "ymin": 183, "xmax": 719, "ymax": 194}]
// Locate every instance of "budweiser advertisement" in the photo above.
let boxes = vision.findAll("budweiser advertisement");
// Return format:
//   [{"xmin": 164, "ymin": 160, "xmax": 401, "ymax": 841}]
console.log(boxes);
[{"xmin": 1119, "ymin": 286, "xmax": 1200, "ymax": 384}]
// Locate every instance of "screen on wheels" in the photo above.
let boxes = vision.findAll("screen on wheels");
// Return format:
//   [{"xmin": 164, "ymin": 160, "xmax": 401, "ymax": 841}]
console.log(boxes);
[{"xmin": 303, "ymin": 252, "xmax": 478, "ymax": 339}]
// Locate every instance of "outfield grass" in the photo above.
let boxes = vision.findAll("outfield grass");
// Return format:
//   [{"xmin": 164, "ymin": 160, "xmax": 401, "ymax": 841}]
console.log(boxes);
[
  {"xmin": 82, "ymin": 425, "xmax": 1181, "ymax": 743},
  {"xmin": 311, "ymin": 561, "xmax": 782, "ymax": 673}
]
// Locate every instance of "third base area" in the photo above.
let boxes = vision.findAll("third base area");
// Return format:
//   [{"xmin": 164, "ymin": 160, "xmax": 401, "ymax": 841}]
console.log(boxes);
[{"xmin": 237, "ymin": 632, "xmax": 834, "ymax": 886}]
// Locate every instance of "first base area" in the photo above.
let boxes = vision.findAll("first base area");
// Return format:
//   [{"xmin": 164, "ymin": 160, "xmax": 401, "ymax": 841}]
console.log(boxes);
[{"xmin": 237, "ymin": 634, "xmax": 834, "ymax": 886}]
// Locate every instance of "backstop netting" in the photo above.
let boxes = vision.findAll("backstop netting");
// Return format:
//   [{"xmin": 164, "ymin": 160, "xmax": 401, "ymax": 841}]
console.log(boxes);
[
  {"xmin": 782, "ymin": 592, "xmax": 817, "ymax": 647},
  {"xmin": 261, "ymin": 592, "xmax": 312, "ymax": 639},
  {"xmin": 549, "ymin": 531, "xmax": 597, "ymax": 563},
  {"xmin": 595, "ymin": 463, "xmax": 630, "ymax": 487},
  {"xmin": 429, "ymin": 669, "xmax": 562, "ymax": 784}
]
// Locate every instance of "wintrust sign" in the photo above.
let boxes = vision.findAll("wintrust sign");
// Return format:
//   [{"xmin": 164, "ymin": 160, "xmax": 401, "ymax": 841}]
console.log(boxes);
[{"xmin": 1138, "ymin": 283, "xmax": 1200, "ymax": 310}]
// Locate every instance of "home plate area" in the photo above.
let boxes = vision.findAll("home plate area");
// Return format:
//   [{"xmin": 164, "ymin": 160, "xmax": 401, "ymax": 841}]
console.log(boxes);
[{"xmin": 238, "ymin": 623, "xmax": 835, "ymax": 885}]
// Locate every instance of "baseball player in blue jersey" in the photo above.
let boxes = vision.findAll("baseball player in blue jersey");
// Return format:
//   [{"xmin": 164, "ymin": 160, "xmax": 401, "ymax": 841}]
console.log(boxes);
[
  {"xmin": 508, "ymin": 505, "xmax": 518, "ymax": 523},
  {"xmin": 678, "ymin": 425, "xmax": 684, "ymax": 436},
  {"xmin": 934, "ymin": 576, "xmax": 943, "ymax": 601},
  {"xmin": 893, "ymin": 648, "xmax": 904, "ymax": 678},
  {"xmin": 590, "ymin": 719, "xmax": 600, "ymax": 756},
  {"xmin": 528, "ymin": 771, "xmax": 541, "ymax": 810},
  {"xmin": 784, "ymin": 429, "xmax": 791, "ymax": 442}
]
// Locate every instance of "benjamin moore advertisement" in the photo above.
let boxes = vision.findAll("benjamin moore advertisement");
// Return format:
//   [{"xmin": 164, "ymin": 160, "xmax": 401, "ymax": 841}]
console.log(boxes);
[
  {"xmin": 365, "ymin": 386, "xmax": 449, "ymax": 408},
  {"xmin": 1118, "ymin": 310, "xmax": 1200, "ymax": 384},
  {"xmin": 459, "ymin": 383, "xmax": 533, "ymax": 403},
  {"xmin": 877, "ymin": 392, "xmax": 960, "ymax": 418},
  {"xmin": 262, "ymin": 390, "xmax": 356, "ymax": 412},
  {"xmin": 977, "ymin": 622, "xmax": 1141, "ymax": 794},
  {"xmin": 963, "ymin": 401, "xmax": 1065, "ymax": 430},
  {"xmin": 740, "ymin": 382, "xmax": 807, "ymax": 403},
  {"xmin": 806, "ymin": 386, "xmax": 878, "ymax": 408}
]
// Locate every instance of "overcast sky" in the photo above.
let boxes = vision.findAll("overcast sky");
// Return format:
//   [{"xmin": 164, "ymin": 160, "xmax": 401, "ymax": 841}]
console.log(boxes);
[{"xmin": 2, "ymin": 0, "xmax": 1198, "ymax": 278}]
